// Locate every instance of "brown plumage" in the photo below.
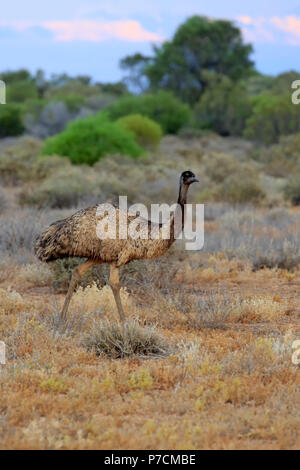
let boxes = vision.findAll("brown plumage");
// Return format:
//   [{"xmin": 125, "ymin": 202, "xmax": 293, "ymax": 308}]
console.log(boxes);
[{"xmin": 34, "ymin": 171, "xmax": 199, "ymax": 321}]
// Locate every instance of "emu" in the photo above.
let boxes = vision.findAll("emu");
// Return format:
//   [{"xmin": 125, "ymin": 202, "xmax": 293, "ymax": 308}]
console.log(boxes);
[{"xmin": 34, "ymin": 171, "xmax": 199, "ymax": 321}]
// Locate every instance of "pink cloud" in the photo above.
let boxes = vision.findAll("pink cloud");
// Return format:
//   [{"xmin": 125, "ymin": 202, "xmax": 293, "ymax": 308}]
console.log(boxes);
[
  {"xmin": 271, "ymin": 16, "xmax": 300, "ymax": 44},
  {"xmin": 237, "ymin": 16, "xmax": 253, "ymax": 26},
  {"xmin": 42, "ymin": 20, "xmax": 163, "ymax": 43},
  {"xmin": 0, "ymin": 19, "xmax": 163, "ymax": 43},
  {"xmin": 237, "ymin": 15, "xmax": 300, "ymax": 45},
  {"xmin": 236, "ymin": 16, "xmax": 275, "ymax": 44}
]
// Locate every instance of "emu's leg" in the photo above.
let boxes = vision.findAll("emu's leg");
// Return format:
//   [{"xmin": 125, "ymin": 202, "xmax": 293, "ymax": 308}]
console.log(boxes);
[
  {"xmin": 110, "ymin": 264, "xmax": 126, "ymax": 323},
  {"xmin": 60, "ymin": 260, "xmax": 97, "ymax": 320}
]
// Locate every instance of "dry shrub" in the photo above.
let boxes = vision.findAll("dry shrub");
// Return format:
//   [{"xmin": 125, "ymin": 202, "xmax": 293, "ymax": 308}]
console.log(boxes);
[
  {"xmin": 32, "ymin": 155, "xmax": 72, "ymax": 180},
  {"xmin": 14, "ymin": 263, "xmax": 53, "ymax": 289},
  {"xmin": 204, "ymin": 208, "xmax": 300, "ymax": 271},
  {"xmin": 221, "ymin": 332, "xmax": 295, "ymax": 376},
  {"xmin": 173, "ymin": 289, "xmax": 241, "ymax": 328},
  {"xmin": 284, "ymin": 176, "xmax": 300, "ymax": 206},
  {"xmin": 202, "ymin": 152, "xmax": 238, "ymax": 183},
  {"xmin": 263, "ymin": 208, "xmax": 296, "ymax": 228},
  {"xmin": 218, "ymin": 173, "xmax": 265, "ymax": 205},
  {"xmin": 250, "ymin": 238, "xmax": 300, "ymax": 272},
  {"xmin": 0, "ymin": 136, "xmax": 42, "ymax": 183},
  {"xmin": 0, "ymin": 208, "xmax": 73, "ymax": 263},
  {"xmin": 22, "ymin": 166, "xmax": 102, "ymax": 209},
  {"xmin": 0, "ymin": 288, "xmax": 25, "ymax": 314},
  {"xmin": 82, "ymin": 319, "xmax": 170, "ymax": 359},
  {"xmin": 233, "ymin": 296, "xmax": 287, "ymax": 322},
  {"xmin": 258, "ymin": 133, "xmax": 300, "ymax": 177}
]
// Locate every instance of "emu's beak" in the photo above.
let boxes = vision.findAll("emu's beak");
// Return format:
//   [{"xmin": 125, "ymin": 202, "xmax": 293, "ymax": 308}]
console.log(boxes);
[{"xmin": 189, "ymin": 177, "xmax": 199, "ymax": 184}]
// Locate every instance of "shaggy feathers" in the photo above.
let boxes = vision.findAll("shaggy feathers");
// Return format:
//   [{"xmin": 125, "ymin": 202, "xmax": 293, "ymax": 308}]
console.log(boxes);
[{"xmin": 34, "ymin": 205, "xmax": 173, "ymax": 267}]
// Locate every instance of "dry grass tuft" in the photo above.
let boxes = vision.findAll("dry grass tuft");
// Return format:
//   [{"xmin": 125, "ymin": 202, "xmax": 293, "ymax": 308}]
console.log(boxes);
[
  {"xmin": 82, "ymin": 319, "xmax": 171, "ymax": 359},
  {"xmin": 0, "ymin": 288, "xmax": 25, "ymax": 315},
  {"xmin": 233, "ymin": 296, "xmax": 288, "ymax": 322},
  {"xmin": 14, "ymin": 263, "xmax": 53, "ymax": 290},
  {"xmin": 174, "ymin": 289, "xmax": 241, "ymax": 328}
]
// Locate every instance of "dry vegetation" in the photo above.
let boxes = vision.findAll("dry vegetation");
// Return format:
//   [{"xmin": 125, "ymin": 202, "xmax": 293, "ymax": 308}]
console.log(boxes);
[{"xmin": 0, "ymin": 135, "xmax": 299, "ymax": 450}]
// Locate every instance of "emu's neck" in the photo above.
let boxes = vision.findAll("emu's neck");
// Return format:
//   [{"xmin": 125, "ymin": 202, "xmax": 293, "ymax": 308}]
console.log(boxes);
[
  {"xmin": 167, "ymin": 182, "xmax": 188, "ymax": 246},
  {"xmin": 177, "ymin": 181, "xmax": 188, "ymax": 207}
]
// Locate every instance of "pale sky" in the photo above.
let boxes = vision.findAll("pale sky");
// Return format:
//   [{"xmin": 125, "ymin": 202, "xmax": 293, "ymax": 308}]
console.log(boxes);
[{"xmin": 1, "ymin": 0, "xmax": 300, "ymax": 81}]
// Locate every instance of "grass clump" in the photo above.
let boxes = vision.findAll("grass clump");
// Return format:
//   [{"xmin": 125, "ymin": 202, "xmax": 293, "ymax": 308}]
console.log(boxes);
[
  {"xmin": 41, "ymin": 113, "xmax": 144, "ymax": 165},
  {"xmin": 82, "ymin": 319, "xmax": 170, "ymax": 359}
]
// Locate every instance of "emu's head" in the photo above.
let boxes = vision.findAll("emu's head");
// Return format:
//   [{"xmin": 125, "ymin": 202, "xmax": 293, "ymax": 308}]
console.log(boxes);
[{"xmin": 180, "ymin": 171, "xmax": 199, "ymax": 186}]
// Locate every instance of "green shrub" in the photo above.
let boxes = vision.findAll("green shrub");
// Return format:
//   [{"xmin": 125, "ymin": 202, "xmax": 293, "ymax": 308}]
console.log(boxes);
[
  {"xmin": 116, "ymin": 114, "xmax": 162, "ymax": 149},
  {"xmin": 6, "ymin": 80, "xmax": 38, "ymax": 103},
  {"xmin": 41, "ymin": 114, "xmax": 143, "ymax": 165},
  {"xmin": 0, "ymin": 104, "xmax": 24, "ymax": 137},
  {"xmin": 106, "ymin": 91, "xmax": 190, "ymax": 134},
  {"xmin": 244, "ymin": 94, "xmax": 300, "ymax": 145}
]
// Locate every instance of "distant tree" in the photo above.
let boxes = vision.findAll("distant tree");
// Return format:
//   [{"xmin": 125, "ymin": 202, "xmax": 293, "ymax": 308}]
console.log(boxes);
[
  {"xmin": 193, "ymin": 73, "xmax": 252, "ymax": 135},
  {"xmin": 244, "ymin": 73, "xmax": 275, "ymax": 96},
  {"xmin": 244, "ymin": 70, "xmax": 300, "ymax": 97},
  {"xmin": 34, "ymin": 69, "xmax": 49, "ymax": 99},
  {"xmin": 121, "ymin": 16, "xmax": 254, "ymax": 104},
  {"xmin": 75, "ymin": 75, "xmax": 92, "ymax": 86},
  {"xmin": 49, "ymin": 73, "xmax": 74, "ymax": 88},
  {"xmin": 0, "ymin": 69, "xmax": 32, "ymax": 84},
  {"xmin": 99, "ymin": 81, "xmax": 128, "ymax": 96},
  {"xmin": 120, "ymin": 53, "xmax": 151, "ymax": 93},
  {"xmin": 270, "ymin": 71, "xmax": 300, "ymax": 95}
]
